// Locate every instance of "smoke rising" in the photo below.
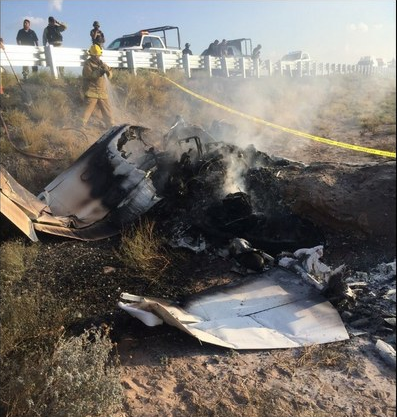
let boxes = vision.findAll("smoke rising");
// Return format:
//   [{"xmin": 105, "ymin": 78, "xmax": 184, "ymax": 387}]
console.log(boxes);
[{"xmin": 49, "ymin": 0, "xmax": 63, "ymax": 11}]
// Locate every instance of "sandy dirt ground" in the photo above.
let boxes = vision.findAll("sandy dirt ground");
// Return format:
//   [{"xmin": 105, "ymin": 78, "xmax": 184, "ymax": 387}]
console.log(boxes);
[
  {"xmin": 116, "ymin": 267, "xmax": 395, "ymax": 417},
  {"xmin": 1, "ymin": 75, "xmax": 395, "ymax": 417},
  {"xmin": 118, "ymin": 335, "xmax": 396, "ymax": 417},
  {"xmin": 113, "ymin": 120, "xmax": 395, "ymax": 417}
]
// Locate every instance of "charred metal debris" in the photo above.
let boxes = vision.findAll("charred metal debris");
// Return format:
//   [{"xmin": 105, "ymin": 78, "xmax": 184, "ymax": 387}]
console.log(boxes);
[
  {"xmin": 1, "ymin": 120, "xmax": 323, "ymax": 251},
  {"xmin": 1, "ymin": 119, "xmax": 395, "ymax": 356}
]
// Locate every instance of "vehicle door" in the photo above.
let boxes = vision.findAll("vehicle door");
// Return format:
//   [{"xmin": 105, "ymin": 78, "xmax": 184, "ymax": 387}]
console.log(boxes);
[{"xmin": 142, "ymin": 36, "xmax": 166, "ymax": 53}]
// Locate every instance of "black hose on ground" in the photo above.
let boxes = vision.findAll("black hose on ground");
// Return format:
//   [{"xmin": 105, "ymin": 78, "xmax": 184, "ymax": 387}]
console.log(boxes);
[
  {"xmin": 60, "ymin": 126, "xmax": 88, "ymax": 142},
  {"xmin": 0, "ymin": 111, "xmax": 89, "ymax": 161}
]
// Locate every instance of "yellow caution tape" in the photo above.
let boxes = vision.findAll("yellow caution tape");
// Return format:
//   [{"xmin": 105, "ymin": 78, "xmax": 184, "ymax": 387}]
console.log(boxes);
[{"xmin": 162, "ymin": 76, "xmax": 396, "ymax": 159}]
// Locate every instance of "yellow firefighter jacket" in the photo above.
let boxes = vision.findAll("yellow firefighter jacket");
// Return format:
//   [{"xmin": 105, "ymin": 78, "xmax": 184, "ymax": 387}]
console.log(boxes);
[{"xmin": 82, "ymin": 57, "xmax": 112, "ymax": 99}]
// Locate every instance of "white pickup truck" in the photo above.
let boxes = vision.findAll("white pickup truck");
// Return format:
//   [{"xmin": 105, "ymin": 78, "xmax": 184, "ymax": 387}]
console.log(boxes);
[{"xmin": 107, "ymin": 25, "xmax": 181, "ymax": 54}]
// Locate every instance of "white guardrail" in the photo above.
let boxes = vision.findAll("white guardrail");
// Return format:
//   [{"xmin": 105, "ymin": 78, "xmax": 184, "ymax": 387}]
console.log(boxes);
[{"xmin": 0, "ymin": 44, "xmax": 395, "ymax": 79}]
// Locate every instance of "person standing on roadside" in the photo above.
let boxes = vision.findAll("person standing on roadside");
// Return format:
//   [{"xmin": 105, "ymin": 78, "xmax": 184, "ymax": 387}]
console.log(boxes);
[
  {"xmin": 207, "ymin": 39, "xmax": 220, "ymax": 56},
  {"xmin": 90, "ymin": 21, "xmax": 106, "ymax": 48},
  {"xmin": 81, "ymin": 44, "xmax": 114, "ymax": 128},
  {"xmin": 43, "ymin": 16, "xmax": 67, "ymax": 76},
  {"xmin": 182, "ymin": 42, "xmax": 192, "ymax": 55},
  {"xmin": 16, "ymin": 19, "xmax": 39, "ymax": 79},
  {"xmin": 252, "ymin": 44, "xmax": 262, "ymax": 60},
  {"xmin": 218, "ymin": 39, "xmax": 228, "ymax": 57},
  {"xmin": 43, "ymin": 16, "xmax": 67, "ymax": 47}
]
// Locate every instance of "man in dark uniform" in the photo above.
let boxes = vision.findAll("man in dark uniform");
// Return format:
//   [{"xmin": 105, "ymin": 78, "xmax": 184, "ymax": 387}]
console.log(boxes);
[
  {"xmin": 252, "ymin": 44, "xmax": 262, "ymax": 60},
  {"xmin": 182, "ymin": 43, "xmax": 192, "ymax": 55},
  {"xmin": 43, "ymin": 16, "xmax": 67, "ymax": 76},
  {"xmin": 16, "ymin": 19, "xmax": 39, "ymax": 79},
  {"xmin": 90, "ymin": 21, "xmax": 106, "ymax": 48},
  {"xmin": 207, "ymin": 39, "xmax": 220, "ymax": 56},
  {"xmin": 42, "ymin": 16, "xmax": 67, "ymax": 47}
]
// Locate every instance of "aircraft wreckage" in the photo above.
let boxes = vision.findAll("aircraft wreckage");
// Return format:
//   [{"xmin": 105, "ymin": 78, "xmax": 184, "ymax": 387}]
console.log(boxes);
[
  {"xmin": 1, "ymin": 125, "xmax": 162, "ymax": 241},
  {"xmin": 1, "ymin": 121, "xmax": 357, "ymax": 349},
  {"xmin": 0, "ymin": 121, "xmax": 324, "ymax": 248}
]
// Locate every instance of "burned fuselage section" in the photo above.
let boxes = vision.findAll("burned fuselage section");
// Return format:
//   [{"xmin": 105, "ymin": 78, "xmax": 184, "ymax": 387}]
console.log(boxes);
[
  {"xmin": 1, "ymin": 121, "xmax": 323, "ymax": 249},
  {"xmin": 1, "ymin": 125, "xmax": 164, "ymax": 240}
]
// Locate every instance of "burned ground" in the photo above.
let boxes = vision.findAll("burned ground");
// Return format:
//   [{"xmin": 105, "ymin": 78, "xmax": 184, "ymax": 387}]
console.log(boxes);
[
  {"xmin": 0, "ymin": 73, "xmax": 396, "ymax": 416},
  {"xmin": 2, "ymin": 136, "xmax": 395, "ymax": 417}
]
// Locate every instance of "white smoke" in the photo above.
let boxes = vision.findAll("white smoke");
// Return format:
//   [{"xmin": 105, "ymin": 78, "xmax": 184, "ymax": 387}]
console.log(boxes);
[
  {"xmin": 223, "ymin": 152, "xmax": 248, "ymax": 195},
  {"xmin": 49, "ymin": 0, "xmax": 63, "ymax": 11},
  {"xmin": 348, "ymin": 22, "xmax": 369, "ymax": 32},
  {"xmin": 373, "ymin": 24, "xmax": 384, "ymax": 30}
]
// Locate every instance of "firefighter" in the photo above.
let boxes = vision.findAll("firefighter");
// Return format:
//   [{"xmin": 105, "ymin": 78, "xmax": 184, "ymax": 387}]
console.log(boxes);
[{"xmin": 81, "ymin": 44, "xmax": 114, "ymax": 128}]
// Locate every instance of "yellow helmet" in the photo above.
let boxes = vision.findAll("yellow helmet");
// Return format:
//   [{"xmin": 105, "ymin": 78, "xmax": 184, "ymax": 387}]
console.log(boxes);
[{"xmin": 89, "ymin": 44, "xmax": 102, "ymax": 56}]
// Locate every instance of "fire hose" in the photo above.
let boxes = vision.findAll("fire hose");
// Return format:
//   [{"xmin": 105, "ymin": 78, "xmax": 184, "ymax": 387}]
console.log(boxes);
[{"xmin": 0, "ymin": 111, "xmax": 88, "ymax": 160}]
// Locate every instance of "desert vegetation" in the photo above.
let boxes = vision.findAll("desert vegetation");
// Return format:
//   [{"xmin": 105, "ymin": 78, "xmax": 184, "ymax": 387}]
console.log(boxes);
[
  {"xmin": 115, "ymin": 219, "xmax": 174, "ymax": 286},
  {"xmin": 0, "ymin": 68, "xmax": 395, "ymax": 416}
]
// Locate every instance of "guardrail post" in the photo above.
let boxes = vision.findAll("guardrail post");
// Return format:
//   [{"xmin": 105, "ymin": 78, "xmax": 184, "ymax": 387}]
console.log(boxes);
[
  {"xmin": 264, "ymin": 59, "xmax": 272, "ymax": 76},
  {"xmin": 297, "ymin": 61, "xmax": 303, "ymax": 77},
  {"xmin": 157, "ymin": 52, "xmax": 166, "ymax": 73},
  {"xmin": 126, "ymin": 50, "xmax": 136, "ymax": 75},
  {"xmin": 312, "ymin": 62, "xmax": 317, "ymax": 77},
  {"xmin": 221, "ymin": 57, "xmax": 229, "ymax": 77},
  {"xmin": 182, "ymin": 54, "xmax": 191, "ymax": 78},
  {"xmin": 239, "ymin": 58, "xmax": 246, "ymax": 78},
  {"xmin": 4, "ymin": 45, "xmax": 383, "ymax": 80},
  {"xmin": 44, "ymin": 45, "xmax": 59, "ymax": 79},
  {"xmin": 253, "ymin": 58, "xmax": 260, "ymax": 78},
  {"xmin": 279, "ymin": 63, "xmax": 284, "ymax": 76},
  {"xmin": 204, "ymin": 55, "xmax": 212, "ymax": 77}
]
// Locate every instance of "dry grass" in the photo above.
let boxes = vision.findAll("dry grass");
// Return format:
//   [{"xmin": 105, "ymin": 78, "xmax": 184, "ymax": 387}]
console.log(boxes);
[
  {"xmin": 33, "ymin": 327, "xmax": 124, "ymax": 417},
  {"xmin": 0, "ymin": 239, "xmax": 39, "ymax": 285},
  {"xmin": 28, "ymin": 88, "xmax": 71, "ymax": 124},
  {"xmin": 0, "ymin": 132, "xmax": 14, "ymax": 154},
  {"xmin": 116, "ymin": 218, "xmax": 172, "ymax": 285},
  {"xmin": 0, "ymin": 239, "xmax": 63, "ymax": 357},
  {"xmin": 295, "ymin": 343, "xmax": 359, "ymax": 371},
  {"xmin": 1, "ymin": 106, "xmax": 87, "ymax": 177},
  {"xmin": 0, "ymin": 68, "xmax": 19, "ymax": 89},
  {"xmin": 1, "ymin": 328, "xmax": 124, "ymax": 417},
  {"xmin": 112, "ymin": 70, "xmax": 170, "ymax": 114},
  {"xmin": 18, "ymin": 121, "xmax": 59, "ymax": 153},
  {"xmin": 265, "ymin": 342, "xmax": 361, "ymax": 378},
  {"xmin": 0, "ymin": 239, "xmax": 124, "ymax": 417},
  {"xmin": 24, "ymin": 69, "xmax": 67, "ymax": 87},
  {"xmin": 0, "ymin": 70, "xmax": 395, "ymax": 417}
]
